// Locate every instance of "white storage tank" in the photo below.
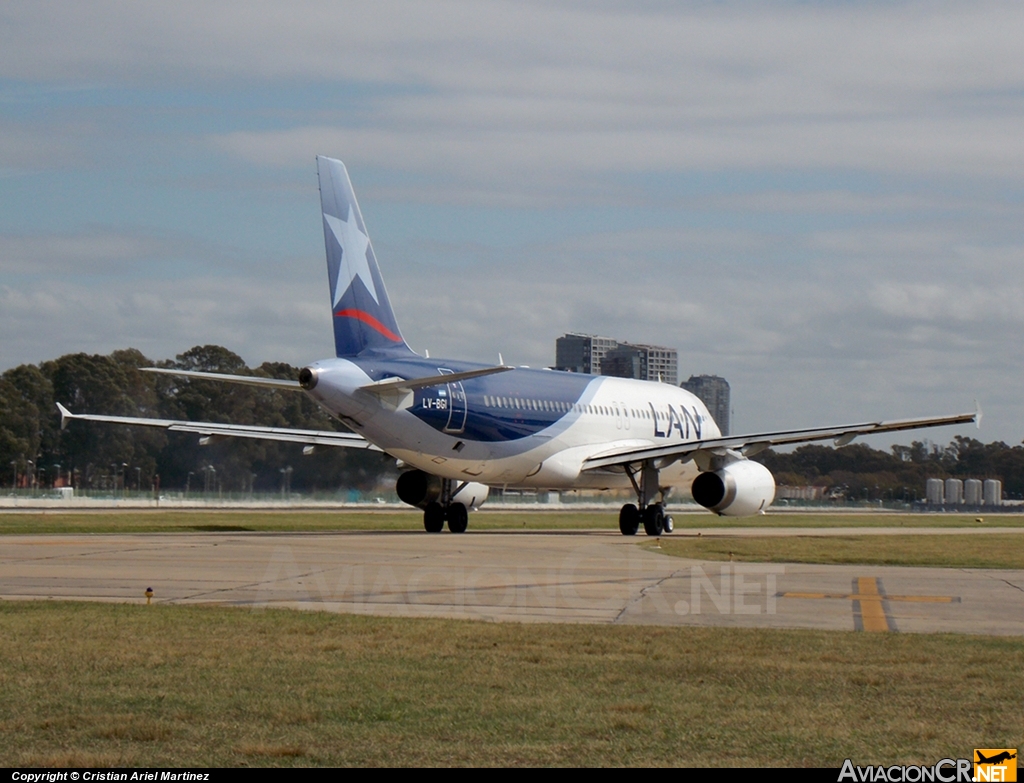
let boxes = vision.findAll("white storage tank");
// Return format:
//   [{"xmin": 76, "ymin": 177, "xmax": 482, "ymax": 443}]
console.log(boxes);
[
  {"xmin": 964, "ymin": 479, "xmax": 983, "ymax": 506},
  {"xmin": 944, "ymin": 478, "xmax": 963, "ymax": 505},
  {"xmin": 983, "ymin": 479, "xmax": 1003, "ymax": 506},
  {"xmin": 926, "ymin": 478, "xmax": 945, "ymax": 505}
]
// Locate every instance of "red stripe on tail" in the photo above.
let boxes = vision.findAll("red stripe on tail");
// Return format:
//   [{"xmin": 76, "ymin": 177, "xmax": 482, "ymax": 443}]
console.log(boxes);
[{"xmin": 333, "ymin": 308, "xmax": 403, "ymax": 342}]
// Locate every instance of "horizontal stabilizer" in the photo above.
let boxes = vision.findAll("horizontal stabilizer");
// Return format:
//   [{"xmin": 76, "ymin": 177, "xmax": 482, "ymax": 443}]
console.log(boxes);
[
  {"xmin": 582, "ymin": 410, "xmax": 979, "ymax": 471},
  {"xmin": 56, "ymin": 403, "xmax": 376, "ymax": 450},
  {"xmin": 359, "ymin": 365, "xmax": 514, "ymax": 396},
  {"xmin": 141, "ymin": 367, "xmax": 302, "ymax": 391}
]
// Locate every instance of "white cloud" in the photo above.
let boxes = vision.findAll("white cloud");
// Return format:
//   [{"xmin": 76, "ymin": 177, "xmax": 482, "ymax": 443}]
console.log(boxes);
[
  {"xmin": 0, "ymin": 274, "xmax": 333, "ymax": 369},
  {"xmin": 0, "ymin": 232, "xmax": 166, "ymax": 274},
  {"xmin": 4, "ymin": 2, "xmax": 1024, "ymax": 183}
]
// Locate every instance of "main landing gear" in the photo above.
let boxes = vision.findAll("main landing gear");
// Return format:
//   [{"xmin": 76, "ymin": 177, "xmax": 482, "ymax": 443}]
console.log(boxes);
[
  {"xmin": 422, "ymin": 478, "xmax": 470, "ymax": 533},
  {"xmin": 618, "ymin": 461, "xmax": 675, "ymax": 537}
]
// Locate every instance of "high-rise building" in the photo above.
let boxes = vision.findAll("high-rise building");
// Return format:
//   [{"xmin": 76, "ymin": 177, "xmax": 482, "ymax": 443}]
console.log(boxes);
[
  {"xmin": 555, "ymin": 333, "xmax": 678, "ymax": 384},
  {"xmin": 602, "ymin": 343, "xmax": 678, "ymax": 386},
  {"xmin": 680, "ymin": 374, "xmax": 731, "ymax": 435},
  {"xmin": 554, "ymin": 333, "xmax": 618, "ymax": 374}
]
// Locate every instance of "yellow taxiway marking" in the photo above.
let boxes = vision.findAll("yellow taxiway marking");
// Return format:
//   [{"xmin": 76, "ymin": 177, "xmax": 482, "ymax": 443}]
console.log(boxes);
[
  {"xmin": 854, "ymin": 577, "xmax": 889, "ymax": 632},
  {"xmin": 781, "ymin": 577, "xmax": 960, "ymax": 633}
]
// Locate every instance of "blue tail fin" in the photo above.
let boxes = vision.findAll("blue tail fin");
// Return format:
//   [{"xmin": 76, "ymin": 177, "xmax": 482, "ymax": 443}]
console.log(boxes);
[{"xmin": 317, "ymin": 156, "xmax": 412, "ymax": 357}]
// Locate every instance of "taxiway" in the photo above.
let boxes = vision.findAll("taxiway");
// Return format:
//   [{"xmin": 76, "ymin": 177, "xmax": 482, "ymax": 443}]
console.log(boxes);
[{"xmin": 1, "ymin": 529, "xmax": 1021, "ymax": 634}]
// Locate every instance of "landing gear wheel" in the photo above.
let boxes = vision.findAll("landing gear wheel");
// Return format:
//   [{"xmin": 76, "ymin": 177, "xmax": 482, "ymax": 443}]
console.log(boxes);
[
  {"xmin": 446, "ymin": 502, "xmax": 469, "ymax": 534},
  {"xmin": 619, "ymin": 503, "xmax": 640, "ymax": 536},
  {"xmin": 423, "ymin": 502, "xmax": 445, "ymax": 533},
  {"xmin": 642, "ymin": 504, "xmax": 665, "ymax": 536},
  {"xmin": 662, "ymin": 515, "xmax": 674, "ymax": 534}
]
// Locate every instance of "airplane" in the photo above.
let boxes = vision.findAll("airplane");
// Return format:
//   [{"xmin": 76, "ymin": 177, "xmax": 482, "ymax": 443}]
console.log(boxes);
[
  {"xmin": 57, "ymin": 156, "xmax": 978, "ymax": 535},
  {"xmin": 976, "ymin": 752, "xmax": 1016, "ymax": 765}
]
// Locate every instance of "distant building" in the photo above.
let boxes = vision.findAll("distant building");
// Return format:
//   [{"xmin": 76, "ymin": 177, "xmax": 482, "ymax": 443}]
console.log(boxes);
[
  {"xmin": 944, "ymin": 478, "xmax": 964, "ymax": 505},
  {"xmin": 680, "ymin": 374, "xmax": 731, "ymax": 436},
  {"xmin": 601, "ymin": 343, "xmax": 678, "ymax": 386},
  {"xmin": 554, "ymin": 333, "xmax": 618, "ymax": 375},
  {"xmin": 983, "ymin": 479, "xmax": 1003, "ymax": 505},
  {"xmin": 776, "ymin": 485, "xmax": 826, "ymax": 501},
  {"xmin": 964, "ymin": 479, "xmax": 982, "ymax": 505},
  {"xmin": 926, "ymin": 477, "xmax": 1002, "ymax": 506}
]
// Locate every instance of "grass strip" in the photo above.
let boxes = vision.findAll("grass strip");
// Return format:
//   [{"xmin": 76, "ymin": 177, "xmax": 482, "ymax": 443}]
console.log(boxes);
[
  {"xmin": 0, "ymin": 509, "xmax": 1021, "ymax": 535},
  {"xmin": 0, "ymin": 601, "xmax": 1020, "ymax": 767},
  {"xmin": 651, "ymin": 533, "xmax": 1024, "ymax": 569}
]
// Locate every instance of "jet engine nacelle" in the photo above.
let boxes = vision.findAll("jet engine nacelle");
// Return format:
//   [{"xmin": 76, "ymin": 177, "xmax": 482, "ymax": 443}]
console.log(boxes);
[
  {"xmin": 691, "ymin": 459, "xmax": 776, "ymax": 517},
  {"xmin": 396, "ymin": 470, "xmax": 489, "ymax": 510}
]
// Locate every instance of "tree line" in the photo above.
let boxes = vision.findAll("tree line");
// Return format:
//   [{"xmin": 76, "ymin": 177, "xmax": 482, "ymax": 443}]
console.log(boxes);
[
  {"xmin": 752, "ymin": 438, "xmax": 1024, "ymax": 501},
  {"xmin": 4, "ymin": 345, "xmax": 1023, "ymax": 498},
  {"xmin": 1, "ymin": 346, "xmax": 395, "ymax": 494}
]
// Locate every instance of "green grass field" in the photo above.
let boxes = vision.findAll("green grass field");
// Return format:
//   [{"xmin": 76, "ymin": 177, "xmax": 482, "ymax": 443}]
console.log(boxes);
[
  {"xmin": 0, "ymin": 508, "xmax": 1021, "ymax": 535},
  {"xmin": 651, "ymin": 533, "xmax": 1024, "ymax": 569},
  {"xmin": 1, "ymin": 601, "xmax": 1020, "ymax": 767}
]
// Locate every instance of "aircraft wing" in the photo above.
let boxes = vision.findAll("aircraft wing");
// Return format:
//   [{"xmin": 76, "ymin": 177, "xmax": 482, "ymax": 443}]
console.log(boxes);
[
  {"xmin": 142, "ymin": 365, "xmax": 515, "ymax": 396},
  {"xmin": 142, "ymin": 367, "xmax": 303, "ymax": 391},
  {"xmin": 358, "ymin": 365, "xmax": 514, "ymax": 396},
  {"xmin": 582, "ymin": 409, "xmax": 979, "ymax": 471},
  {"xmin": 56, "ymin": 403, "xmax": 379, "ymax": 450}
]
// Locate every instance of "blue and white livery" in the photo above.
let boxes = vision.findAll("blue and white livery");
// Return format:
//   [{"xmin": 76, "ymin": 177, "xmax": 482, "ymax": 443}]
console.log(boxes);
[{"xmin": 59, "ymin": 156, "xmax": 978, "ymax": 534}]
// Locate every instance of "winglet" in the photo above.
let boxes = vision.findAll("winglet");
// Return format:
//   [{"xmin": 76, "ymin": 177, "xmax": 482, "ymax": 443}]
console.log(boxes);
[
  {"xmin": 56, "ymin": 402, "xmax": 73, "ymax": 430},
  {"xmin": 974, "ymin": 399, "xmax": 982, "ymax": 429}
]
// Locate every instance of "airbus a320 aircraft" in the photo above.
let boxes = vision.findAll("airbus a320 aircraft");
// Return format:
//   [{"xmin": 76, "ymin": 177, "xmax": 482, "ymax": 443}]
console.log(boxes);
[{"xmin": 59, "ymin": 156, "xmax": 978, "ymax": 535}]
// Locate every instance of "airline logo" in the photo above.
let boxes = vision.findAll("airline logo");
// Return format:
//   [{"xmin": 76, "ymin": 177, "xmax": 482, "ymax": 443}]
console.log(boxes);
[
  {"xmin": 324, "ymin": 207, "xmax": 378, "ymax": 307},
  {"xmin": 974, "ymin": 750, "xmax": 1017, "ymax": 782}
]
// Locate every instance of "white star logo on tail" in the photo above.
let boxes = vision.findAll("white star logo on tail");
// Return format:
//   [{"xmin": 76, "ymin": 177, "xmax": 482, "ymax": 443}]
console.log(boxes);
[{"xmin": 324, "ymin": 209, "xmax": 378, "ymax": 306}]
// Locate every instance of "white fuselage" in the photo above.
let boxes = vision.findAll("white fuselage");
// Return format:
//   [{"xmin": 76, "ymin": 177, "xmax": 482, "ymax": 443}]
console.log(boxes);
[{"xmin": 304, "ymin": 357, "xmax": 718, "ymax": 494}]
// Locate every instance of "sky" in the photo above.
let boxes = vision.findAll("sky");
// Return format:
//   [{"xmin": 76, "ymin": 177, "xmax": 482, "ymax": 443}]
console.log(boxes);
[{"xmin": 1, "ymin": 1, "xmax": 1022, "ymax": 446}]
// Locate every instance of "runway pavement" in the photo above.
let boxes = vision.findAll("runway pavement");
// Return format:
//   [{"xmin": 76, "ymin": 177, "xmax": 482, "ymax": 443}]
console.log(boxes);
[{"xmin": 1, "ymin": 529, "xmax": 1022, "ymax": 634}]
